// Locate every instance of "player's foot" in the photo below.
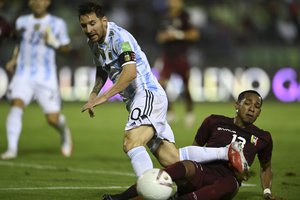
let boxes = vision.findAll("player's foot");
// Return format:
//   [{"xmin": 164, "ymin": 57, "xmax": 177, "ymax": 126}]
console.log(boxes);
[
  {"xmin": 1, "ymin": 150, "xmax": 17, "ymax": 160},
  {"xmin": 61, "ymin": 127, "xmax": 73, "ymax": 157},
  {"xmin": 184, "ymin": 112, "xmax": 195, "ymax": 128},
  {"xmin": 102, "ymin": 194, "xmax": 124, "ymax": 200},
  {"xmin": 167, "ymin": 111, "xmax": 176, "ymax": 123},
  {"xmin": 228, "ymin": 141, "xmax": 249, "ymax": 174}
]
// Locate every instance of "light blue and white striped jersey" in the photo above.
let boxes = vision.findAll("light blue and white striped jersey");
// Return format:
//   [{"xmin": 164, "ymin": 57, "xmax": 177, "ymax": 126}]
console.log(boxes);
[
  {"xmin": 15, "ymin": 14, "xmax": 70, "ymax": 81},
  {"xmin": 88, "ymin": 22, "xmax": 165, "ymax": 105}
]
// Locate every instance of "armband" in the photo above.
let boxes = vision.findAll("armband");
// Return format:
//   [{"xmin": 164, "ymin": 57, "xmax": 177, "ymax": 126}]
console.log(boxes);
[
  {"xmin": 118, "ymin": 51, "xmax": 136, "ymax": 66},
  {"xmin": 263, "ymin": 188, "xmax": 271, "ymax": 195}
]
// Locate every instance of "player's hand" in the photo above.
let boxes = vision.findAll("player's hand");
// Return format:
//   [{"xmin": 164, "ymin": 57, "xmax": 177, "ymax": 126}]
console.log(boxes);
[
  {"xmin": 81, "ymin": 102, "xmax": 95, "ymax": 118},
  {"xmin": 264, "ymin": 193, "xmax": 275, "ymax": 199},
  {"xmin": 263, "ymin": 190, "xmax": 276, "ymax": 200},
  {"xmin": 44, "ymin": 27, "xmax": 60, "ymax": 49}
]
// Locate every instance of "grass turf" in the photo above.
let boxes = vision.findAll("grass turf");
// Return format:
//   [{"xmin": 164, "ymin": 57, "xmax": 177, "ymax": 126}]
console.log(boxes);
[{"xmin": 0, "ymin": 100, "xmax": 299, "ymax": 200}]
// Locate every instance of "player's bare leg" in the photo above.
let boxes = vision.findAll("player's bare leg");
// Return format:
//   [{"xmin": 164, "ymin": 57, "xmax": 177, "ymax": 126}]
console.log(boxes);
[{"xmin": 124, "ymin": 125, "xmax": 156, "ymax": 177}]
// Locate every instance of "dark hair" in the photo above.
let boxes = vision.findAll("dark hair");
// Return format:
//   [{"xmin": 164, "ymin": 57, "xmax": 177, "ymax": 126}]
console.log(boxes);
[
  {"xmin": 237, "ymin": 90, "xmax": 263, "ymax": 105},
  {"xmin": 78, "ymin": 1, "xmax": 105, "ymax": 18}
]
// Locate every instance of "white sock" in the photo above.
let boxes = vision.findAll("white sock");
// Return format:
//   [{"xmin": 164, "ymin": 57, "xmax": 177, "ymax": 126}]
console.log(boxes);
[
  {"xmin": 127, "ymin": 146, "xmax": 153, "ymax": 177},
  {"xmin": 54, "ymin": 114, "xmax": 67, "ymax": 135},
  {"xmin": 6, "ymin": 107, "xmax": 23, "ymax": 153},
  {"xmin": 179, "ymin": 146, "xmax": 228, "ymax": 163}
]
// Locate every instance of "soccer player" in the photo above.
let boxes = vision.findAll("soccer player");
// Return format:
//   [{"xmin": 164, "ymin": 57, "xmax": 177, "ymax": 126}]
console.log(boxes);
[
  {"xmin": 1, "ymin": 0, "xmax": 73, "ymax": 160},
  {"xmin": 103, "ymin": 90, "xmax": 275, "ymax": 200},
  {"xmin": 78, "ymin": 2, "xmax": 246, "ymax": 179},
  {"xmin": 156, "ymin": 0, "xmax": 199, "ymax": 127}
]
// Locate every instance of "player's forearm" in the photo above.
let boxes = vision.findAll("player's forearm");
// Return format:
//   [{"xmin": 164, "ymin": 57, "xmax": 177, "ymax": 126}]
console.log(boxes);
[
  {"xmin": 99, "ymin": 64, "xmax": 136, "ymax": 102},
  {"xmin": 57, "ymin": 44, "xmax": 72, "ymax": 54},
  {"xmin": 6, "ymin": 45, "xmax": 19, "ymax": 72},
  {"xmin": 260, "ymin": 164, "xmax": 273, "ymax": 195},
  {"xmin": 90, "ymin": 82, "xmax": 103, "ymax": 100},
  {"xmin": 89, "ymin": 67, "xmax": 108, "ymax": 100},
  {"xmin": 184, "ymin": 28, "xmax": 200, "ymax": 41},
  {"xmin": 10, "ymin": 45, "xmax": 19, "ymax": 60}
]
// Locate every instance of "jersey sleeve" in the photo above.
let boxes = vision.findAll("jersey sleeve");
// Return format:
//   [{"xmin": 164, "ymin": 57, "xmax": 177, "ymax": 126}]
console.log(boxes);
[
  {"xmin": 194, "ymin": 115, "xmax": 214, "ymax": 146},
  {"xmin": 257, "ymin": 131, "xmax": 273, "ymax": 164},
  {"xmin": 113, "ymin": 33, "xmax": 136, "ymax": 67},
  {"xmin": 56, "ymin": 19, "xmax": 70, "ymax": 46}
]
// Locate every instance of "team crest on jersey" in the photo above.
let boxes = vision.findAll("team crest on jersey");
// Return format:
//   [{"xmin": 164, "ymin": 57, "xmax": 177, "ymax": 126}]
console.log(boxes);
[
  {"xmin": 34, "ymin": 24, "xmax": 40, "ymax": 31},
  {"xmin": 124, "ymin": 54, "xmax": 130, "ymax": 62},
  {"xmin": 121, "ymin": 42, "xmax": 132, "ymax": 51},
  {"xmin": 250, "ymin": 135, "xmax": 258, "ymax": 146}
]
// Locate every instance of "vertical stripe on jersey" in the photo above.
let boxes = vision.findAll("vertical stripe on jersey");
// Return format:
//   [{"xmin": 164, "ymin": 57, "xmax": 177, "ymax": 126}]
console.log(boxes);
[
  {"xmin": 143, "ymin": 90, "xmax": 154, "ymax": 116},
  {"xmin": 30, "ymin": 42, "xmax": 38, "ymax": 77}
]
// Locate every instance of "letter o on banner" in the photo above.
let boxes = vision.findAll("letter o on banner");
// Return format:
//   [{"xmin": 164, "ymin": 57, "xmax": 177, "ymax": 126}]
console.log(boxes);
[{"xmin": 272, "ymin": 67, "xmax": 299, "ymax": 102}]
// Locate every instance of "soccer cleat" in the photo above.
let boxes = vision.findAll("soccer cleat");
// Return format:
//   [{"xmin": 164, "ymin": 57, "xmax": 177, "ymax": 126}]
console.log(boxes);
[
  {"xmin": 1, "ymin": 150, "xmax": 17, "ymax": 160},
  {"xmin": 61, "ymin": 127, "xmax": 73, "ymax": 157},
  {"xmin": 228, "ymin": 141, "xmax": 249, "ymax": 174}
]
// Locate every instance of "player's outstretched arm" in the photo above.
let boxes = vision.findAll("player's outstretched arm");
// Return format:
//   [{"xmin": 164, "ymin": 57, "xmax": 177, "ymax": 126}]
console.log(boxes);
[
  {"xmin": 81, "ymin": 67, "xmax": 108, "ymax": 118},
  {"xmin": 260, "ymin": 160, "xmax": 275, "ymax": 199},
  {"xmin": 6, "ymin": 45, "xmax": 19, "ymax": 74}
]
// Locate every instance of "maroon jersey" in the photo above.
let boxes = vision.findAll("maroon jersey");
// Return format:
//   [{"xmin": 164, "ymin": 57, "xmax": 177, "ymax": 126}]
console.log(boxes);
[
  {"xmin": 159, "ymin": 10, "xmax": 192, "ymax": 57},
  {"xmin": 195, "ymin": 114, "xmax": 273, "ymax": 167},
  {"xmin": 158, "ymin": 10, "xmax": 193, "ymax": 80}
]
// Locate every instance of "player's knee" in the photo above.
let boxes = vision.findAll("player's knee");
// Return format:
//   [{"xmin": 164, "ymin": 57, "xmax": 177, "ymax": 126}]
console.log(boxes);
[
  {"xmin": 11, "ymin": 99, "xmax": 25, "ymax": 108},
  {"xmin": 46, "ymin": 115, "xmax": 59, "ymax": 126},
  {"xmin": 123, "ymin": 136, "xmax": 142, "ymax": 153},
  {"xmin": 156, "ymin": 143, "xmax": 180, "ymax": 167}
]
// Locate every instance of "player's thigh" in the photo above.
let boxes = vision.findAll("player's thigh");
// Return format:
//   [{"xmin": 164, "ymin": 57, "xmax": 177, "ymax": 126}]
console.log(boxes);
[
  {"xmin": 124, "ymin": 125, "xmax": 156, "ymax": 152},
  {"xmin": 154, "ymin": 140, "xmax": 179, "ymax": 167},
  {"xmin": 7, "ymin": 76, "xmax": 34, "ymax": 106},
  {"xmin": 35, "ymin": 86, "xmax": 61, "ymax": 113},
  {"xmin": 185, "ymin": 164, "xmax": 238, "ymax": 199}
]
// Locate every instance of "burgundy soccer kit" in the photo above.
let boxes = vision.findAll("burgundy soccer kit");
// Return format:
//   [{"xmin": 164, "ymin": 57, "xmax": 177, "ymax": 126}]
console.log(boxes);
[{"xmin": 171, "ymin": 114, "xmax": 273, "ymax": 200}]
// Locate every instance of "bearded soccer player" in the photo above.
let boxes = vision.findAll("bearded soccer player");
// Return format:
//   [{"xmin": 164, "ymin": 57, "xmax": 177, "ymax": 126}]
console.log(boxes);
[{"xmin": 78, "ymin": 1, "xmax": 247, "ymax": 181}]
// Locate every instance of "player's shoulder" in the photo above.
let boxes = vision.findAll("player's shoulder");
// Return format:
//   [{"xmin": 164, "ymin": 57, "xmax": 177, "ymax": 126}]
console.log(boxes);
[
  {"xmin": 48, "ymin": 14, "xmax": 66, "ymax": 23},
  {"xmin": 17, "ymin": 14, "xmax": 31, "ymax": 21},
  {"xmin": 207, "ymin": 114, "xmax": 231, "ymax": 121},
  {"xmin": 204, "ymin": 114, "xmax": 232, "ymax": 125},
  {"xmin": 249, "ymin": 124, "xmax": 272, "ymax": 141}
]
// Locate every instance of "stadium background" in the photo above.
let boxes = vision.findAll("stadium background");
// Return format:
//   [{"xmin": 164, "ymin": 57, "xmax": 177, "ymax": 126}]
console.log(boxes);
[
  {"xmin": 0, "ymin": 1, "xmax": 300, "ymax": 200},
  {"xmin": 1, "ymin": 0, "xmax": 300, "ymax": 102}
]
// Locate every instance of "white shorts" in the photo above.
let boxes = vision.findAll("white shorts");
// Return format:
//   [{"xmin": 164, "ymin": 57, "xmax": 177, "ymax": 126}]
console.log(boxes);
[
  {"xmin": 7, "ymin": 75, "xmax": 61, "ymax": 113},
  {"xmin": 125, "ymin": 90, "xmax": 175, "ymax": 143}
]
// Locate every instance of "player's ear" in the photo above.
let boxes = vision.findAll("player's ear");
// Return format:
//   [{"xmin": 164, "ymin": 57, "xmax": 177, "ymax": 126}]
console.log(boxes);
[
  {"xmin": 101, "ymin": 16, "xmax": 108, "ymax": 23},
  {"xmin": 234, "ymin": 102, "xmax": 239, "ymax": 113}
]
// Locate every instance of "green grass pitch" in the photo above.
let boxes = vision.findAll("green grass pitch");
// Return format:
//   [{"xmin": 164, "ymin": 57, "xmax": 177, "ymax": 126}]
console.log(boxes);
[{"xmin": 0, "ymin": 100, "xmax": 299, "ymax": 200}]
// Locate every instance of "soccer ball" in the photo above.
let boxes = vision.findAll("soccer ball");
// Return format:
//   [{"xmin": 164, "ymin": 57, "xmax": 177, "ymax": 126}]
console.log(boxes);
[{"xmin": 137, "ymin": 168, "xmax": 173, "ymax": 200}]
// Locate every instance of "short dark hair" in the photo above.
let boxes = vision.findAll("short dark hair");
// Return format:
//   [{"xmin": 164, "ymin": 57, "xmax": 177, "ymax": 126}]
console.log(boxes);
[
  {"xmin": 78, "ymin": 1, "xmax": 105, "ymax": 19},
  {"xmin": 237, "ymin": 90, "xmax": 263, "ymax": 105}
]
